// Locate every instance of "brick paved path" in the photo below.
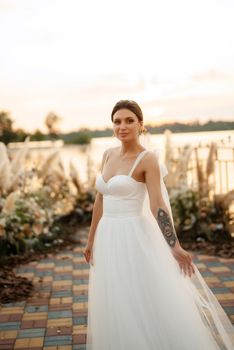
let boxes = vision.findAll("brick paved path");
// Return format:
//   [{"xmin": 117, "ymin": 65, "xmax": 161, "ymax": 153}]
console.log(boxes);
[{"xmin": 0, "ymin": 228, "xmax": 233, "ymax": 349}]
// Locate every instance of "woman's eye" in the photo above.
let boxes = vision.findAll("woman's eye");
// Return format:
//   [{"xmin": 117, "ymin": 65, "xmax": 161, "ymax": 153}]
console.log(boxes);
[{"xmin": 113, "ymin": 119, "xmax": 134, "ymax": 124}]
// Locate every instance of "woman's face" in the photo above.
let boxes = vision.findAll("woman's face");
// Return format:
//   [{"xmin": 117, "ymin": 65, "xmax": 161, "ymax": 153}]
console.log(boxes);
[{"xmin": 112, "ymin": 108, "xmax": 142, "ymax": 141}]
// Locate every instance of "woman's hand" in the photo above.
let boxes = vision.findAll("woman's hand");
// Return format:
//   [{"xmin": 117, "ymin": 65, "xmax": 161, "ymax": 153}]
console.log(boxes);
[
  {"xmin": 83, "ymin": 242, "xmax": 94, "ymax": 265},
  {"xmin": 171, "ymin": 245, "xmax": 195, "ymax": 277}
]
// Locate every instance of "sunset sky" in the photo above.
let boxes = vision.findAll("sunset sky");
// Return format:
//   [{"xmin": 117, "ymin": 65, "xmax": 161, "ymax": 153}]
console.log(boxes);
[{"xmin": 0, "ymin": 0, "xmax": 234, "ymax": 132}]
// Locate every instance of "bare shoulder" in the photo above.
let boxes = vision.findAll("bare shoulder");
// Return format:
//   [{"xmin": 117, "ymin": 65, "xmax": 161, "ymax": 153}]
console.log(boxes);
[
  {"xmin": 143, "ymin": 150, "xmax": 159, "ymax": 164},
  {"xmin": 102, "ymin": 146, "xmax": 118, "ymax": 159},
  {"xmin": 142, "ymin": 151, "xmax": 160, "ymax": 173},
  {"xmin": 106, "ymin": 146, "xmax": 119, "ymax": 154},
  {"xmin": 101, "ymin": 146, "xmax": 119, "ymax": 166}
]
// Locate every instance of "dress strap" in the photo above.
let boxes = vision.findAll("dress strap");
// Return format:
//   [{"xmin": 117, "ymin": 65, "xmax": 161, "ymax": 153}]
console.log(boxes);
[{"xmin": 128, "ymin": 150, "xmax": 148, "ymax": 177}]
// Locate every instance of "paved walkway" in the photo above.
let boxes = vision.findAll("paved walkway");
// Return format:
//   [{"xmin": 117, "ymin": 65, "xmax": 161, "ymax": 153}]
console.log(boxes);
[{"xmin": 0, "ymin": 228, "xmax": 234, "ymax": 349}]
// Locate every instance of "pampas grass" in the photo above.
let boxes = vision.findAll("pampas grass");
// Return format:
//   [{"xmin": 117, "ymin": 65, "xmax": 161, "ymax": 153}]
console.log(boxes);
[
  {"xmin": 8, "ymin": 136, "xmax": 30, "ymax": 192},
  {"xmin": 163, "ymin": 130, "xmax": 194, "ymax": 189},
  {"xmin": 0, "ymin": 143, "xmax": 12, "ymax": 193},
  {"xmin": 175, "ymin": 144, "xmax": 194, "ymax": 188},
  {"xmin": 215, "ymin": 190, "xmax": 234, "ymax": 210},
  {"xmin": 0, "ymin": 137, "xmax": 31, "ymax": 193},
  {"xmin": 195, "ymin": 148, "xmax": 204, "ymax": 185},
  {"xmin": 206, "ymin": 142, "xmax": 217, "ymax": 178},
  {"xmin": 50, "ymin": 168, "xmax": 66, "ymax": 183},
  {"xmin": 164, "ymin": 130, "xmax": 175, "ymax": 172},
  {"xmin": 69, "ymin": 161, "xmax": 82, "ymax": 194},
  {"xmin": 2, "ymin": 191, "xmax": 20, "ymax": 214},
  {"xmin": 39, "ymin": 150, "xmax": 60, "ymax": 178},
  {"xmin": 10, "ymin": 136, "xmax": 30, "ymax": 173},
  {"xmin": 86, "ymin": 148, "xmax": 96, "ymax": 188}
]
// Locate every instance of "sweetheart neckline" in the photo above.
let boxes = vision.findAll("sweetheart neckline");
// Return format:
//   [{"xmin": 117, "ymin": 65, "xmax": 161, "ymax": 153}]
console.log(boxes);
[{"xmin": 99, "ymin": 173, "xmax": 145, "ymax": 186}]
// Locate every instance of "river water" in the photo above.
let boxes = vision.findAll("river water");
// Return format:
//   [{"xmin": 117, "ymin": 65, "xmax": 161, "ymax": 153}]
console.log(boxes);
[
  {"xmin": 60, "ymin": 130, "xmax": 234, "ymax": 188},
  {"xmin": 8, "ymin": 129, "xmax": 234, "ymax": 192}
]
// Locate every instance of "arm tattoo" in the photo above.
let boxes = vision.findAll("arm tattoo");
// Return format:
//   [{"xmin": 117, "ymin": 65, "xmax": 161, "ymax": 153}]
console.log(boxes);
[{"xmin": 156, "ymin": 208, "xmax": 177, "ymax": 247}]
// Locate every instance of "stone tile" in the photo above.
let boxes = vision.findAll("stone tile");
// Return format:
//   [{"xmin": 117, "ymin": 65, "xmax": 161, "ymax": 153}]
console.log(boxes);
[
  {"xmin": 215, "ymin": 294, "xmax": 234, "ymax": 301},
  {"xmin": 52, "ymin": 281, "xmax": 72, "ymax": 287},
  {"xmin": 46, "ymin": 326, "xmax": 72, "ymax": 336},
  {"xmin": 73, "ymin": 317, "xmax": 87, "ymax": 326},
  {"xmin": 34, "ymin": 320, "xmax": 47, "ymax": 328},
  {"xmin": 219, "ymin": 276, "xmax": 234, "ymax": 281},
  {"xmin": 25, "ymin": 306, "xmax": 48, "ymax": 313},
  {"xmin": 16, "ymin": 272, "xmax": 34, "ymax": 279},
  {"xmin": 49, "ymin": 305, "xmax": 72, "ymax": 312},
  {"xmin": 44, "ymin": 335, "xmax": 72, "ymax": 347},
  {"xmin": 0, "ymin": 322, "xmax": 20, "ymax": 331},
  {"xmin": 72, "ymin": 303, "xmax": 87, "ymax": 312},
  {"xmin": 49, "ymin": 298, "xmax": 60, "ymax": 306},
  {"xmin": 61, "ymin": 298, "xmax": 73, "ymax": 304},
  {"xmin": 0, "ymin": 308, "xmax": 24, "ymax": 315},
  {"xmin": 17, "ymin": 328, "xmax": 45, "ymax": 338},
  {"xmin": 203, "ymin": 276, "xmax": 220, "ymax": 282},
  {"xmin": 22, "ymin": 312, "xmax": 47, "ymax": 321},
  {"xmin": 48, "ymin": 311, "xmax": 72, "ymax": 319},
  {"xmin": 224, "ymin": 281, "xmax": 234, "ymax": 287},
  {"xmin": 210, "ymin": 287, "xmax": 230, "ymax": 293},
  {"xmin": 0, "ymin": 337, "xmax": 15, "ymax": 347},
  {"xmin": 200, "ymin": 271, "xmax": 214, "ymax": 277},
  {"xmin": 206, "ymin": 261, "xmax": 225, "ymax": 267},
  {"xmin": 54, "ymin": 276, "xmax": 72, "ymax": 282},
  {"xmin": 47, "ymin": 319, "xmax": 73, "ymax": 328},
  {"xmin": 20, "ymin": 320, "xmax": 34, "ymax": 329},
  {"xmin": 9, "ymin": 314, "xmax": 23, "ymax": 322},
  {"xmin": 72, "ymin": 345, "xmax": 86, "ymax": 350},
  {"xmin": 0, "ymin": 314, "xmax": 9, "ymax": 322},
  {"xmin": 29, "ymin": 337, "xmax": 44, "ymax": 347},
  {"xmin": 73, "ymin": 334, "xmax": 86, "ymax": 344},
  {"xmin": 73, "ymin": 325, "xmax": 87, "ymax": 334},
  {"xmin": 0, "ymin": 330, "xmax": 18, "ymax": 339},
  {"xmin": 14, "ymin": 337, "xmax": 30, "ymax": 348}
]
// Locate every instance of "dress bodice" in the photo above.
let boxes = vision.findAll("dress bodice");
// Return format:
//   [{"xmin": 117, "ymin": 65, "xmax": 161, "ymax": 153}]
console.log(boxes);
[{"xmin": 95, "ymin": 150, "xmax": 148, "ymax": 218}]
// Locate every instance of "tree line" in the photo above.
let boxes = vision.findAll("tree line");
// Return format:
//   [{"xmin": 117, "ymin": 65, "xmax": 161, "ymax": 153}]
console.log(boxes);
[{"xmin": 0, "ymin": 110, "xmax": 233, "ymax": 145}]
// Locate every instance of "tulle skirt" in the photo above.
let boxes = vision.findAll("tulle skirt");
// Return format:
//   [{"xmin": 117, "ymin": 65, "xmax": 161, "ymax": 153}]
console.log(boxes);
[{"xmin": 86, "ymin": 213, "xmax": 234, "ymax": 349}]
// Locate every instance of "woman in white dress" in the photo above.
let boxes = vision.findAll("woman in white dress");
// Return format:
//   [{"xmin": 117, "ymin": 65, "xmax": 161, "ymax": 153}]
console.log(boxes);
[{"xmin": 83, "ymin": 100, "xmax": 234, "ymax": 350}]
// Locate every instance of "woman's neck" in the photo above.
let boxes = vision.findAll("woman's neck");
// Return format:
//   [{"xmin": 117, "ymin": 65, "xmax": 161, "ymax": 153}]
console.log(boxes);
[{"xmin": 119, "ymin": 142, "xmax": 145, "ymax": 157}]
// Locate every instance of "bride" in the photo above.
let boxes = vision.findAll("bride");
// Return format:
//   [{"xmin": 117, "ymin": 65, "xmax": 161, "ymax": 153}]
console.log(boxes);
[{"xmin": 83, "ymin": 100, "xmax": 234, "ymax": 349}]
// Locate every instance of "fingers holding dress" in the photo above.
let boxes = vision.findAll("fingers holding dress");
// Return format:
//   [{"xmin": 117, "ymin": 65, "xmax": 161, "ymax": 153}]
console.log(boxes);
[{"xmin": 172, "ymin": 247, "xmax": 195, "ymax": 277}]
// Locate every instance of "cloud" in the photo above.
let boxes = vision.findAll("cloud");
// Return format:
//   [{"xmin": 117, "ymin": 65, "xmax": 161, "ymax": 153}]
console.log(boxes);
[
  {"xmin": 0, "ymin": 0, "xmax": 21, "ymax": 11},
  {"xmin": 77, "ymin": 74, "xmax": 146, "ymax": 100},
  {"xmin": 146, "ymin": 93, "xmax": 234, "ymax": 124},
  {"xmin": 191, "ymin": 69, "xmax": 234, "ymax": 82}
]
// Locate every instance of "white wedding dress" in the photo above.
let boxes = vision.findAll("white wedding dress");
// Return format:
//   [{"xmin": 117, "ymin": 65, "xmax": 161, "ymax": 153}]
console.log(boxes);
[{"xmin": 86, "ymin": 149, "xmax": 234, "ymax": 350}]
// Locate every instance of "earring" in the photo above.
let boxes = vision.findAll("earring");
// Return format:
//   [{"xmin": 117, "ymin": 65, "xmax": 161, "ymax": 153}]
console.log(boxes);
[{"xmin": 139, "ymin": 126, "xmax": 147, "ymax": 135}]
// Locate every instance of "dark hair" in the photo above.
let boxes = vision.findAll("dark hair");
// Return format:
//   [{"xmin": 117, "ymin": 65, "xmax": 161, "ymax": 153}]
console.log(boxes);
[{"xmin": 111, "ymin": 100, "xmax": 143, "ymax": 122}]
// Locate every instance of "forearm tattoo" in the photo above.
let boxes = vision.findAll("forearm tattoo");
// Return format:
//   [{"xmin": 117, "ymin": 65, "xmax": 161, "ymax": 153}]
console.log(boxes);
[{"xmin": 156, "ymin": 208, "xmax": 177, "ymax": 247}]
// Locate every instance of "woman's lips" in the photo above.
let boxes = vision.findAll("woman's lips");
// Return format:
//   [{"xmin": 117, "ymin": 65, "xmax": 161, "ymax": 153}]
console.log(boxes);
[{"xmin": 119, "ymin": 133, "xmax": 128, "ymax": 136}]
